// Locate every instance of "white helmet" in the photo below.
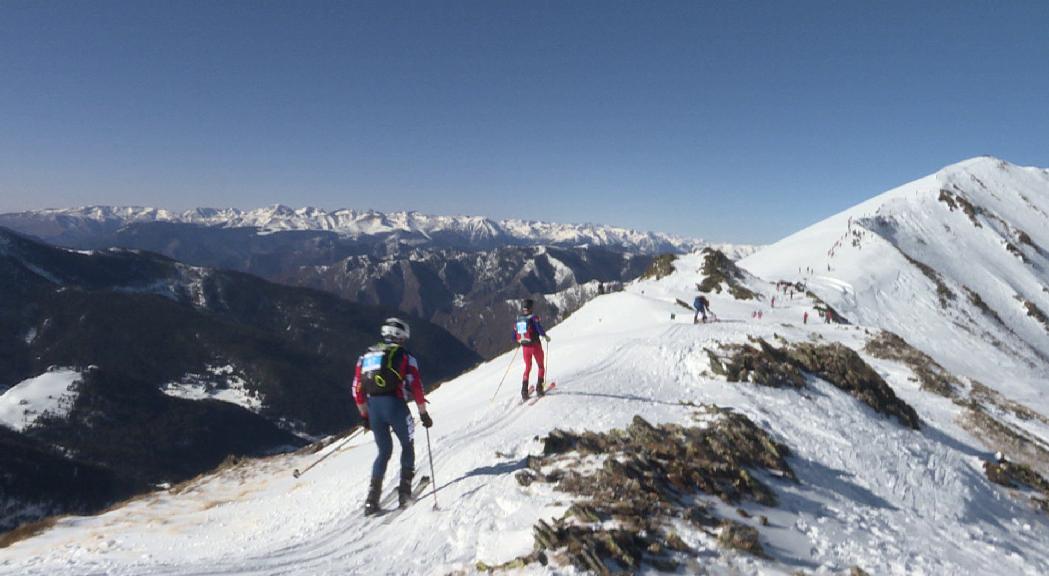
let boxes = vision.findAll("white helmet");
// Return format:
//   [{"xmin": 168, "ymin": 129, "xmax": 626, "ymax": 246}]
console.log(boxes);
[{"xmin": 381, "ymin": 317, "xmax": 410, "ymax": 343}]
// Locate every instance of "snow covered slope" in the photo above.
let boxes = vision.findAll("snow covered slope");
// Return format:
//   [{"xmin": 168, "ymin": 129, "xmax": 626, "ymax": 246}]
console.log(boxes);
[
  {"xmin": 3, "ymin": 252, "xmax": 1047, "ymax": 575},
  {"xmin": 0, "ymin": 369, "xmax": 82, "ymax": 432},
  {"xmin": 742, "ymin": 157, "xmax": 1049, "ymax": 416}
]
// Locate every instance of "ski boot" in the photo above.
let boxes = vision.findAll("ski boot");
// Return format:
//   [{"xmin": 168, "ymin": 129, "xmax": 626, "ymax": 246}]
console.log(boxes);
[
  {"xmin": 521, "ymin": 381, "xmax": 530, "ymax": 401},
  {"xmin": 398, "ymin": 470, "xmax": 414, "ymax": 509},
  {"xmin": 536, "ymin": 377, "xmax": 545, "ymax": 397},
  {"xmin": 363, "ymin": 476, "xmax": 382, "ymax": 516}
]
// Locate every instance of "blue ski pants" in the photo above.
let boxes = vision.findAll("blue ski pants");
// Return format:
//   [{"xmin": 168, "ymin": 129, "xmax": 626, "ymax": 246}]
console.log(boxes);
[{"xmin": 367, "ymin": 395, "xmax": 415, "ymax": 481}]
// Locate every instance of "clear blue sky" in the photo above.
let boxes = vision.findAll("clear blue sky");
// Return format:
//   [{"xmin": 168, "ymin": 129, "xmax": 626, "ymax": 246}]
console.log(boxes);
[{"xmin": 2, "ymin": 1, "xmax": 1047, "ymax": 243}]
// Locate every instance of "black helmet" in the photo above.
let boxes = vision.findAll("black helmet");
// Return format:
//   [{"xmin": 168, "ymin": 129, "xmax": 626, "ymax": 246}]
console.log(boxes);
[
  {"xmin": 522, "ymin": 298, "xmax": 534, "ymax": 313},
  {"xmin": 380, "ymin": 317, "xmax": 410, "ymax": 343}
]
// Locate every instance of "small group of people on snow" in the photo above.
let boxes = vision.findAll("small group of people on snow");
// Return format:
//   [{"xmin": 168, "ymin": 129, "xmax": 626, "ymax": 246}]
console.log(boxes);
[{"xmin": 351, "ymin": 298, "xmax": 551, "ymax": 515}]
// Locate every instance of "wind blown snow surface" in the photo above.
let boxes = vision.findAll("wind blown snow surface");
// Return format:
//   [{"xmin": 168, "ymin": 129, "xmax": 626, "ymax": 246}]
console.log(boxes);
[
  {"xmin": 0, "ymin": 369, "xmax": 82, "ymax": 432},
  {"xmin": 2, "ymin": 250, "xmax": 1047, "ymax": 575}
]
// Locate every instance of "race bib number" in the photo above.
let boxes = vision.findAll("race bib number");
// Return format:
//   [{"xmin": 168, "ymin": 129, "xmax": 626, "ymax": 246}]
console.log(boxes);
[
  {"xmin": 516, "ymin": 320, "xmax": 529, "ymax": 337},
  {"xmin": 362, "ymin": 351, "xmax": 384, "ymax": 373}
]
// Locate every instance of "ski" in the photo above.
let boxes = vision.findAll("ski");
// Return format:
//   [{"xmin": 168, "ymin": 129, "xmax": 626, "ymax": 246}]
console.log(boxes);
[
  {"xmin": 378, "ymin": 475, "xmax": 432, "ymax": 524},
  {"xmin": 527, "ymin": 381, "xmax": 557, "ymax": 405},
  {"xmin": 519, "ymin": 382, "xmax": 556, "ymax": 405},
  {"xmin": 365, "ymin": 474, "xmax": 431, "ymax": 518}
]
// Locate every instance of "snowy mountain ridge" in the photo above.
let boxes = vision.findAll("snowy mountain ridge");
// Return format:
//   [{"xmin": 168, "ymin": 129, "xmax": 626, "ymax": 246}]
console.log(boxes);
[
  {"xmin": 1, "ymin": 204, "xmax": 756, "ymax": 257},
  {"xmin": 3, "ymin": 156, "xmax": 1049, "ymax": 575},
  {"xmin": 4, "ymin": 248, "xmax": 1048, "ymax": 575},
  {"xmin": 742, "ymin": 156, "xmax": 1049, "ymax": 414}
]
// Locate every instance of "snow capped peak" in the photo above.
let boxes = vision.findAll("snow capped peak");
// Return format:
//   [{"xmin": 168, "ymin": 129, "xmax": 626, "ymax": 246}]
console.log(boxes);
[
  {"xmin": 4, "ymin": 205, "xmax": 724, "ymax": 254},
  {"xmin": 742, "ymin": 156, "xmax": 1049, "ymax": 411}
]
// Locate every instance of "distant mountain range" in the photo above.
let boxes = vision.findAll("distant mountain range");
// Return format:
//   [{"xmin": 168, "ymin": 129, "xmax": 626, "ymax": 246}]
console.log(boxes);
[
  {"xmin": 0, "ymin": 207, "xmax": 757, "ymax": 358},
  {"xmin": 0, "ymin": 205, "xmax": 754, "ymax": 256}
]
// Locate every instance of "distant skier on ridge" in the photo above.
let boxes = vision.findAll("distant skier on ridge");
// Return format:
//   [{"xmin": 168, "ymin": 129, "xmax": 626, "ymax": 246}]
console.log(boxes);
[
  {"xmin": 693, "ymin": 294, "xmax": 710, "ymax": 324},
  {"xmin": 353, "ymin": 317, "xmax": 433, "ymax": 515},
  {"xmin": 515, "ymin": 298, "xmax": 551, "ymax": 400}
]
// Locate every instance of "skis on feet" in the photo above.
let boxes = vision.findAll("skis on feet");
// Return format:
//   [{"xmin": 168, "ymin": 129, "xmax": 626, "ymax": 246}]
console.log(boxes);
[{"xmin": 527, "ymin": 381, "xmax": 557, "ymax": 405}]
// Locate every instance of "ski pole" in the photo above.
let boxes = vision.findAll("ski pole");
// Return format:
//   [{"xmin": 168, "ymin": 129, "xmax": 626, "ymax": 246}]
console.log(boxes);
[
  {"xmin": 490, "ymin": 347, "xmax": 520, "ymax": 401},
  {"xmin": 292, "ymin": 427, "xmax": 365, "ymax": 479},
  {"xmin": 425, "ymin": 427, "xmax": 438, "ymax": 510},
  {"xmin": 544, "ymin": 338, "xmax": 550, "ymax": 384}
]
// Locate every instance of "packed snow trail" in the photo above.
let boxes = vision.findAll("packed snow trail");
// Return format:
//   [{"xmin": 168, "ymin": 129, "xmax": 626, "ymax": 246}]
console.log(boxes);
[{"xmin": 3, "ymin": 253, "xmax": 1049, "ymax": 575}]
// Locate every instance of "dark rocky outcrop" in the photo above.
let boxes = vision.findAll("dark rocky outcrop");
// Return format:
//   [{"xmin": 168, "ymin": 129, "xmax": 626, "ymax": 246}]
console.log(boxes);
[
  {"xmin": 962, "ymin": 286, "xmax": 1006, "ymax": 328},
  {"xmin": 938, "ymin": 189, "xmax": 982, "ymax": 227},
  {"xmin": 786, "ymin": 342, "xmax": 921, "ymax": 429},
  {"xmin": 698, "ymin": 248, "xmax": 758, "ymax": 300},
  {"xmin": 710, "ymin": 338, "xmax": 921, "ymax": 429},
  {"xmin": 900, "ymin": 253, "xmax": 956, "ymax": 308},
  {"xmin": 705, "ymin": 340, "xmax": 806, "ymax": 389},
  {"xmin": 959, "ymin": 400, "xmax": 1049, "ymax": 480},
  {"xmin": 1021, "ymin": 299, "xmax": 1049, "ymax": 333},
  {"xmin": 864, "ymin": 331, "xmax": 960, "ymax": 397},
  {"xmin": 804, "ymin": 291, "xmax": 850, "ymax": 324},
  {"xmin": 983, "ymin": 459, "xmax": 1049, "ymax": 515},
  {"xmin": 481, "ymin": 410, "xmax": 793, "ymax": 573},
  {"xmin": 717, "ymin": 520, "xmax": 766, "ymax": 557},
  {"xmin": 639, "ymin": 253, "xmax": 677, "ymax": 281}
]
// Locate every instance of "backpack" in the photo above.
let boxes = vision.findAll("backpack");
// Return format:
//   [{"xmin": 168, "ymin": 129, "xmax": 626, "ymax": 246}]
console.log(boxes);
[
  {"xmin": 360, "ymin": 343, "xmax": 407, "ymax": 397},
  {"xmin": 515, "ymin": 314, "xmax": 537, "ymax": 344}
]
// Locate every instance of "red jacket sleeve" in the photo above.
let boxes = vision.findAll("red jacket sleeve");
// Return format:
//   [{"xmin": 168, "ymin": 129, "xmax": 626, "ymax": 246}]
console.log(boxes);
[
  {"xmin": 401, "ymin": 353, "xmax": 426, "ymax": 406},
  {"xmin": 352, "ymin": 358, "xmax": 366, "ymax": 407}
]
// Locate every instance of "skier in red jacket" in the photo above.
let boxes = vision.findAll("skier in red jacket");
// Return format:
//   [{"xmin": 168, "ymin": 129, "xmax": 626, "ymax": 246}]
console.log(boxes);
[
  {"xmin": 353, "ymin": 317, "xmax": 432, "ymax": 515},
  {"xmin": 514, "ymin": 299, "xmax": 551, "ymax": 400}
]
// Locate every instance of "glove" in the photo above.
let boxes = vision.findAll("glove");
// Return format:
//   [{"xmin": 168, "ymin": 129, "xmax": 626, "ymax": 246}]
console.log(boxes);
[
  {"xmin": 420, "ymin": 412, "xmax": 433, "ymax": 428},
  {"xmin": 544, "ymin": 335, "xmax": 551, "ymax": 343},
  {"xmin": 360, "ymin": 414, "xmax": 370, "ymax": 431}
]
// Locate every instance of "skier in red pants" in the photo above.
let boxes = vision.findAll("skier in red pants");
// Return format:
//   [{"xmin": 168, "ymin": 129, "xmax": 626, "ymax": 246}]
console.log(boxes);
[{"xmin": 514, "ymin": 299, "xmax": 551, "ymax": 400}]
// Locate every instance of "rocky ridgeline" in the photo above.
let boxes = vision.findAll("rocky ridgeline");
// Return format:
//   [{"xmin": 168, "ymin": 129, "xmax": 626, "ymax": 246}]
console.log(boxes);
[
  {"xmin": 983, "ymin": 459, "xmax": 1049, "ymax": 515},
  {"xmin": 803, "ymin": 291, "xmax": 850, "ymax": 324},
  {"xmin": 697, "ymin": 248, "xmax": 758, "ymax": 300},
  {"xmin": 863, "ymin": 331, "xmax": 960, "ymax": 397},
  {"xmin": 706, "ymin": 338, "xmax": 921, "ymax": 430},
  {"xmin": 638, "ymin": 253, "xmax": 677, "ymax": 281},
  {"xmin": 477, "ymin": 409, "xmax": 793, "ymax": 574},
  {"xmin": 859, "ymin": 332, "xmax": 1049, "ymax": 515}
]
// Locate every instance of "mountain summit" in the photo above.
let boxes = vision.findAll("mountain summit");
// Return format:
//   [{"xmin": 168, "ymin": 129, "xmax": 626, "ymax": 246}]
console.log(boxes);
[{"xmin": 742, "ymin": 156, "xmax": 1049, "ymax": 414}]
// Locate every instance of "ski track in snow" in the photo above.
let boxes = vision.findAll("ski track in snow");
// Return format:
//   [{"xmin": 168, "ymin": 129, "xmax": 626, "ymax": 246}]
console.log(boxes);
[{"xmin": 4, "ymin": 252, "xmax": 1049, "ymax": 573}]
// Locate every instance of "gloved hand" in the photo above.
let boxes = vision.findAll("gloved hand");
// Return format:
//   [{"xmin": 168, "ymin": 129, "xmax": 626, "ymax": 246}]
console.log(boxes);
[
  {"xmin": 420, "ymin": 412, "xmax": 433, "ymax": 428},
  {"xmin": 360, "ymin": 414, "xmax": 370, "ymax": 431},
  {"xmin": 544, "ymin": 335, "xmax": 551, "ymax": 343}
]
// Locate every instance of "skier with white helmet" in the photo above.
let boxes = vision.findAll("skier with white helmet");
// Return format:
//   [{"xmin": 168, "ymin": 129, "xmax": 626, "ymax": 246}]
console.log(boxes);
[{"xmin": 353, "ymin": 317, "xmax": 432, "ymax": 515}]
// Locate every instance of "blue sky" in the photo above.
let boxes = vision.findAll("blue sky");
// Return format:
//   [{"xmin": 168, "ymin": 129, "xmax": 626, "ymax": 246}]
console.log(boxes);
[{"xmin": 1, "ymin": 1, "xmax": 1047, "ymax": 243}]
